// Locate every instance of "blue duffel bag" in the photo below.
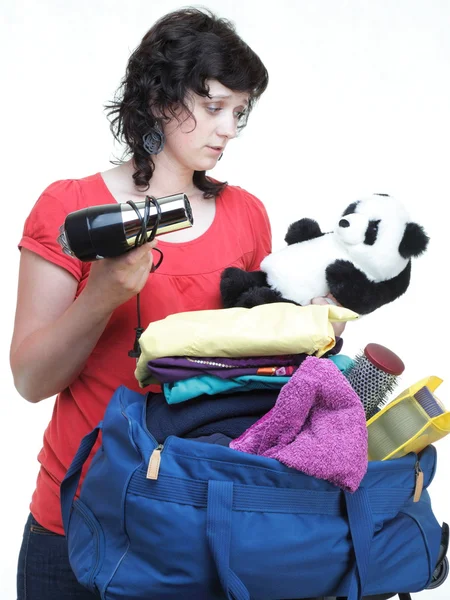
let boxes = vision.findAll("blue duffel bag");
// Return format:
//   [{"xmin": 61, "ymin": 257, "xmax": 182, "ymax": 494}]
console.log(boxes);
[{"xmin": 61, "ymin": 385, "xmax": 446, "ymax": 600}]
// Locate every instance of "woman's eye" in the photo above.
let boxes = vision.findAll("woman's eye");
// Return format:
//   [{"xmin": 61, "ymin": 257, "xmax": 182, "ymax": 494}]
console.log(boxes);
[{"xmin": 206, "ymin": 106, "xmax": 221, "ymax": 113}]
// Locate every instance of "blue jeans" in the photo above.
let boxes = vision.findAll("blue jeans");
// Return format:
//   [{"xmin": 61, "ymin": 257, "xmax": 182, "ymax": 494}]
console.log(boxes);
[{"xmin": 17, "ymin": 513, "xmax": 98, "ymax": 599}]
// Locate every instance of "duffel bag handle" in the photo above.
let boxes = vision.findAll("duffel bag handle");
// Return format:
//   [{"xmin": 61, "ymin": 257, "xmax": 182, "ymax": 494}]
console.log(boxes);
[
  {"xmin": 206, "ymin": 480, "xmax": 374, "ymax": 600},
  {"xmin": 207, "ymin": 480, "xmax": 250, "ymax": 600},
  {"xmin": 345, "ymin": 487, "xmax": 374, "ymax": 600},
  {"xmin": 60, "ymin": 423, "xmax": 102, "ymax": 535}
]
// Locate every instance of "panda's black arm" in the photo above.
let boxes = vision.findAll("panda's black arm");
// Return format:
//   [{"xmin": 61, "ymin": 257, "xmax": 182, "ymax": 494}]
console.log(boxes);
[
  {"xmin": 285, "ymin": 218, "xmax": 324, "ymax": 245},
  {"xmin": 326, "ymin": 260, "xmax": 412, "ymax": 315},
  {"xmin": 232, "ymin": 286, "xmax": 289, "ymax": 309},
  {"xmin": 220, "ymin": 267, "xmax": 270, "ymax": 308}
]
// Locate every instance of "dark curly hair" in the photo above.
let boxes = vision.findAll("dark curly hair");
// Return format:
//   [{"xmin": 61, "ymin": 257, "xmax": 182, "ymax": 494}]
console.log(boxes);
[{"xmin": 106, "ymin": 7, "xmax": 269, "ymax": 198}]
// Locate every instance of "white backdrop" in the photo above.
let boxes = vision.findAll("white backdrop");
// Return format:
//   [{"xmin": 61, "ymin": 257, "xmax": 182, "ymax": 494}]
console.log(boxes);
[{"xmin": 1, "ymin": 1, "xmax": 449, "ymax": 599}]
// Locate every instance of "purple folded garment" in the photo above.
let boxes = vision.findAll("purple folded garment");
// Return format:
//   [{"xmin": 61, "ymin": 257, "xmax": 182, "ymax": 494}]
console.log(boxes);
[
  {"xmin": 230, "ymin": 356, "xmax": 368, "ymax": 492},
  {"xmin": 146, "ymin": 339, "xmax": 344, "ymax": 384},
  {"xmin": 147, "ymin": 354, "xmax": 305, "ymax": 383}
]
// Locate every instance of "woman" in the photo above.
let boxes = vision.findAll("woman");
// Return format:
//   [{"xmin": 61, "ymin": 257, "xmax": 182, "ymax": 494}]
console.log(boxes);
[{"xmin": 11, "ymin": 7, "xmax": 342, "ymax": 599}]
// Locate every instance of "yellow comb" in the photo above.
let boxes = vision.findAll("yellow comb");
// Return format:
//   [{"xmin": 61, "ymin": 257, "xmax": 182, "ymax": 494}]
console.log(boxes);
[{"xmin": 367, "ymin": 376, "xmax": 450, "ymax": 461}]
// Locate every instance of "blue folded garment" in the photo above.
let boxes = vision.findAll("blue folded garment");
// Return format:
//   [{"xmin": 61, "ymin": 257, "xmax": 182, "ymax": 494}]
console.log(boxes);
[
  {"xmin": 163, "ymin": 374, "xmax": 290, "ymax": 404},
  {"xmin": 146, "ymin": 389, "xmax": 280, "ymax": 443}
]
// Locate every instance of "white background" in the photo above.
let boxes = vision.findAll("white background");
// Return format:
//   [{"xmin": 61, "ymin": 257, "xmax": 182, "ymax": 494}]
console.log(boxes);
[{"xmin": 1, "ymin": 1, "xmax": 449, "ymax": 599}]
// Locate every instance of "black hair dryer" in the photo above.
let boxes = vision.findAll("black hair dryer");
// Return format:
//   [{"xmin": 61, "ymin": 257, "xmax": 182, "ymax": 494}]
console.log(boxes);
[{"xmin": 57, "ymin": 193, "xmax": 194, "ymax": 261}]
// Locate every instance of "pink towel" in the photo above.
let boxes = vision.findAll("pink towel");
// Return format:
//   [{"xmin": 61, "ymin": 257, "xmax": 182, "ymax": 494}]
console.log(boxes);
[{"xmin": 230, "ymin": 356, "xmax": 368, "ymax": 492}]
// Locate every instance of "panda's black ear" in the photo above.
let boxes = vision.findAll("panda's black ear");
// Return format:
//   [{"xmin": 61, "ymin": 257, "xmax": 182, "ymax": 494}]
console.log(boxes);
[
  {"xmin": 285, "ymin": 218, "xmax": 323, "ymax": 245},
  {"xmin": 399, "ymin": 222, "xmax": 430, "ymax": 258}
]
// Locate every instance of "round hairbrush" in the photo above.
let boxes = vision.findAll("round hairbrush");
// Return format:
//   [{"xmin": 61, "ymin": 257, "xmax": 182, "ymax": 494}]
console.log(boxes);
[{"xmin": 345, "ymin": 343, "xmax": 405, "ymax": 420}]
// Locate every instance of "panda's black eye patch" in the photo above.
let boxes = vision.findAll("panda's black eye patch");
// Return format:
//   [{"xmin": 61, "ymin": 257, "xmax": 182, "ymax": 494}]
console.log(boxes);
[
  {"xmin": 342, "ymin": 201, "xmax": 360, "ymax": 216},
  {"xmin": 364, "ymin": 220, "xmax": 380, "ymax": 245}
]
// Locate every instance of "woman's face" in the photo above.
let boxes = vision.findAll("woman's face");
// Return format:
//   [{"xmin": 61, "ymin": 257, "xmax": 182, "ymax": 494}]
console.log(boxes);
[{"xmin": 161, "ymin": 79, "xmax": 249, "ymax": 172}]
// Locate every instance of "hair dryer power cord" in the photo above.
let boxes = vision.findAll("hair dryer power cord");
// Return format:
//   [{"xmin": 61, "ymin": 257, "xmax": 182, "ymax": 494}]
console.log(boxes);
[{"xmin": 127, "ymin": 196, "xmax": 163, "ymax": 359}]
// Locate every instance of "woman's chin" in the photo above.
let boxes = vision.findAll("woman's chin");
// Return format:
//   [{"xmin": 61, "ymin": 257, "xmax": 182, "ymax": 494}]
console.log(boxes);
[{"xmin": 192, "ymin": 158, "xmax": 219, "ymax": 172}]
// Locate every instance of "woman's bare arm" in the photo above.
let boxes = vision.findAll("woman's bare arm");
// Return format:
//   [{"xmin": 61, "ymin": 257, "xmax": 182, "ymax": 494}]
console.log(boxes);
[{"xmin": 10, "ymin": 245, "xmax": 155, "ymax": 403}]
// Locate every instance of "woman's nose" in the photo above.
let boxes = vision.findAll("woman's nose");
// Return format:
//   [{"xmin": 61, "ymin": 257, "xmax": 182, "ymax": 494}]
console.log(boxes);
[{"xmin": 217, "ymin": 113, "xmax": 238, "ymax": 139}]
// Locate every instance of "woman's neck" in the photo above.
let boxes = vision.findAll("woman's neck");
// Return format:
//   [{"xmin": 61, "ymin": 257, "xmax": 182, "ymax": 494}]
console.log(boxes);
[
  {"xmin": 147, "ymin": 154, "xmax": 198, "ymax": 198},
  {"xmin": 127, "ymin": 158, "xmax": 198, "ymax": 196}
]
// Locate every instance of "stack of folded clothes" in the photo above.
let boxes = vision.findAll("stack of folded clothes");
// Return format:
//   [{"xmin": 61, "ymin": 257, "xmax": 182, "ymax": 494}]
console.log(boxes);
[
  {"xmin": 135, "ymin": 303, "xmax": 354, "ymax": 386},
  {"xmin": 135, "ymin": 303, "xmax": 368, "ymax": 490}
]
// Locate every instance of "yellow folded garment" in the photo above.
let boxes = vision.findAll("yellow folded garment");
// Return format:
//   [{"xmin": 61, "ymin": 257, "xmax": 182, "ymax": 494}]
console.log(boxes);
[{"xmin": 135, "ymin": 303, "xmax": 358, "ymax": 387}]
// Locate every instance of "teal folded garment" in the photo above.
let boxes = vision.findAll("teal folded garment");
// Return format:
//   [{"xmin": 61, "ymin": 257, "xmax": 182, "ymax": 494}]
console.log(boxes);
[
  {"xmin": 163, "ymin": 375, "xmax": 291, "ymax": 404},
  {"xmin": 163, "ymin": 357, "xmax": 354, "ymax": 405},
  {"xmin": 327, "ymin": 354, "xmax": 355, "ymax": 374}
]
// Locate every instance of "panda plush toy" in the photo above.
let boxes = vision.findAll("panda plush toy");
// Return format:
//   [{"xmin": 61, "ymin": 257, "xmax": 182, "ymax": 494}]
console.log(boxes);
[{"xmin": 220, "ymin": 194, "xmax": 429, "ymax": 315}]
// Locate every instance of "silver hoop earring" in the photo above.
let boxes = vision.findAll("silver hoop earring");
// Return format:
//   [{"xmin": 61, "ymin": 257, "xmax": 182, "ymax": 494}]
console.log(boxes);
[{"xmin": 142, "ymin": 123, "xmax": 165, "ymax": 155}]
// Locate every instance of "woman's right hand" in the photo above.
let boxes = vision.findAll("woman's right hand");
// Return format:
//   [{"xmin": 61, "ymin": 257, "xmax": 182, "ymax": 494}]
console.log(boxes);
[
  {"xmin": 310, "ymin": 294, "xmax": 347, "ymax": 337},
  {"xmin": 84, "ymin": 241, "xmax": 157, "ymax": 314}
]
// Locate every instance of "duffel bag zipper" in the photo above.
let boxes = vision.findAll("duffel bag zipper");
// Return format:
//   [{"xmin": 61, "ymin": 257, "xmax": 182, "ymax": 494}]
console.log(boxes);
[
  {"xmin": 145, "ymin": 449, "xmax": 427, "ymax": 492},
  {"xmin": 146, "ymin": 444, "xmax": 164, "ymax": 480},
  {"xmin": 414, "ymin": 460, "xmax": 424, "ymax": 502}
]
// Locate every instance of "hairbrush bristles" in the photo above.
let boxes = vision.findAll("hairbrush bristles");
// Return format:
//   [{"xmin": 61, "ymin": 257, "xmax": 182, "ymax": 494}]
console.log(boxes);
[
  {"xmin": 414, "ymin": 386, "xmax": 444, "ymax": 418},
  {"xmin": 345, "ymin": 343, "xmax": 405, "ymax": 420}
]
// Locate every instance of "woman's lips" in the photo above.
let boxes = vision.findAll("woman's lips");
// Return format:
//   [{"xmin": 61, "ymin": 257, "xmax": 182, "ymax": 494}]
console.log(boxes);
[{"xmin": 206, "ymin": 146, "xmax": 223, "ymax": 153}]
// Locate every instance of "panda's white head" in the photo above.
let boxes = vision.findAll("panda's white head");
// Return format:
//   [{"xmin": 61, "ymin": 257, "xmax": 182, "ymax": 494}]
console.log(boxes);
[{"xmin": 334, "ymin": 194, "xmax": 429, "ymax": 282}]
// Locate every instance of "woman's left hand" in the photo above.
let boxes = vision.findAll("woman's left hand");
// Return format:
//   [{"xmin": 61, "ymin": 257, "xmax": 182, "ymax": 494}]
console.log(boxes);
[{"xmin": 310, "ymin": 294, "xmax": 347, "ymax": 337}]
